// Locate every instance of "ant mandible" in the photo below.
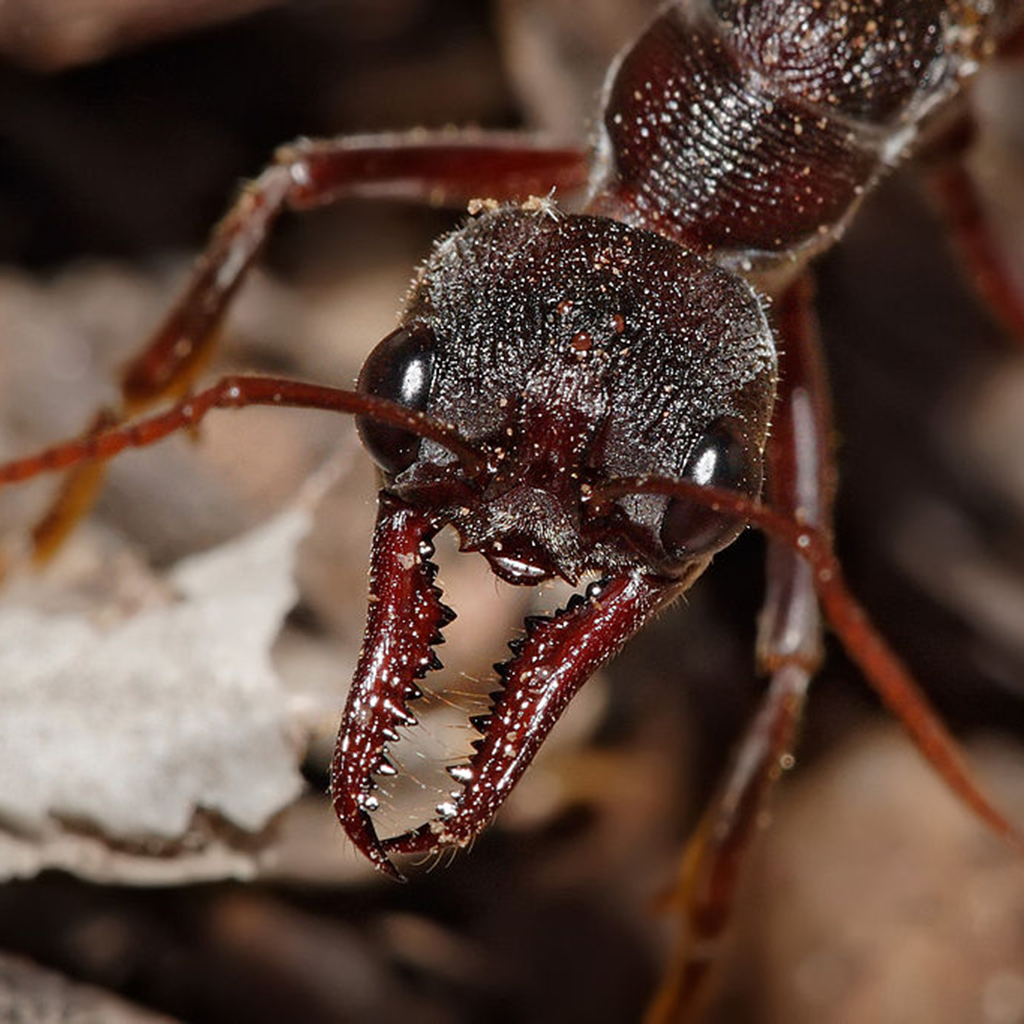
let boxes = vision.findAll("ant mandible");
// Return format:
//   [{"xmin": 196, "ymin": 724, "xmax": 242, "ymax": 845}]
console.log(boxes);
[{"xmin": 3, "ymin": 2, "xmax": 1024, "ymax": 1020}]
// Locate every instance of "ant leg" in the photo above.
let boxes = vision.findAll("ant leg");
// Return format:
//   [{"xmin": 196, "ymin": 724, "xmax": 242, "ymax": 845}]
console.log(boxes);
[
  {"xmin": 119, "ymin": 132, "xmax": 587, "ymax": 412},
  {"xmin": 926, "ymin": 156, "xmax": 1024, "ymax": 346},
  {"xmin": 647, "ymin": 275, "xmax": 834, "ymax": 1024},
  {"xmin": 27, "ymin": 131, "xmax": 589, "ymax": 562},
  {"xmin": 920, "ymin": 86, "xmax": 1024, "ymax": 349}
]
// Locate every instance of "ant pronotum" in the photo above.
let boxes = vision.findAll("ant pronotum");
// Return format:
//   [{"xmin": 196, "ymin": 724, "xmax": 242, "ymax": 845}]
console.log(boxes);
[{"xmin": 2, "ymin": 1, "xmax": 1024, "ymax": 1020}]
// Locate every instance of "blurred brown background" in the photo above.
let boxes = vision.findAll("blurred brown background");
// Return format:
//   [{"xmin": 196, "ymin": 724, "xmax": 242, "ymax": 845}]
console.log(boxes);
[{"xmin": 1, "ymin": 2, "xmax": 1024, "ymax": 1022}]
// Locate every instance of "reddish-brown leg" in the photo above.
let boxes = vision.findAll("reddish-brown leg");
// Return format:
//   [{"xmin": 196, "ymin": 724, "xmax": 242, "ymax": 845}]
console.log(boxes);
[
  {"xmin": 27, "ymin": 131, "xmax": 589, "ymax": 561},
  {"xmin": 921, "ymin": 26, "xmax": 1024, "ymax": 352},
  {"xmin": 619, "ymin": 273, "xmax": 1024, "ymax": 1022},
  {"xmin": 645, "ymin": 275, "xmax": 835, "ymax": 1023},
  {"xmin": 926, "ymin": 153, "xmax": 1024, "ymax": 348}
]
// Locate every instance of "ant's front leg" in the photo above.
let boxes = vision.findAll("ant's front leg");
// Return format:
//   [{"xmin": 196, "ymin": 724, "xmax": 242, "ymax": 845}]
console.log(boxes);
[
  {"xmin": 28, "ymin": 131, "xmax": 590, "ymax": 563},
  {"xmin": 647, "ymin": 275, "xmax": 834, "ymax": 1024}
]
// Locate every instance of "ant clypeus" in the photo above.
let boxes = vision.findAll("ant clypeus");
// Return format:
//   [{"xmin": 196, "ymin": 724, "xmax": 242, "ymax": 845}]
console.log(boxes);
[{"xmin": 2, "ymin": 1, "xmax": 1024, "ymax": 1020}]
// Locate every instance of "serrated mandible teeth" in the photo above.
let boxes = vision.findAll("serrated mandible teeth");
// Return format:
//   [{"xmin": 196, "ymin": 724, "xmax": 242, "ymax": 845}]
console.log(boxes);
[
  {"xmin": 436, "ymin": 800, "xmax": 459, "ymax": 820},
  {"xmin": 385, "ymin": 698, "xmax": 417, "ymax": 726}
]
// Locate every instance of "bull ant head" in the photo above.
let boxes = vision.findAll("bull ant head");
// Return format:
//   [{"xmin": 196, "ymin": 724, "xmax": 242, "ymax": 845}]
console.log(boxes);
[{"xmin": 332, "ymin": 206, "xmax": 777, "ymax": 876}]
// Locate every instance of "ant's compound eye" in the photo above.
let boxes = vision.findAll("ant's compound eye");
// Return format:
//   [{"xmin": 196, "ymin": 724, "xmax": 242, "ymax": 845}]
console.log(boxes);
[
  {"xmin": 357, "ymin": 324, "xmax": 437, "ymax": 475},
  {"xmin": 659, "ymin": 423, "xmax": 759, "ymax": 559}
]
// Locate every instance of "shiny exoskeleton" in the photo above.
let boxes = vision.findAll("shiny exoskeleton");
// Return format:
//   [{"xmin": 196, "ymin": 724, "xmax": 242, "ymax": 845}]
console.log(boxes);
[
  {"xmin": 2, "ymin": 3, "xmax": 1023, "ymax": 1017},
  {"xmin": 337, "ymin": 208, "xmax": 776, "ymax": 870},
  {"xmin": 590, "ymin": 0, "xmax": 1011, "ymax": 273},
  {"xmin": 340, "ymin": 0, "xmax": 1021, "ymax": 874}
]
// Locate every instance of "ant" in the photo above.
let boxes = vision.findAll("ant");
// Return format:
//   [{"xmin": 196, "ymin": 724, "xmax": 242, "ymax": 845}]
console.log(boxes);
[{"xmin": 2, "ymin": 1, "xmax": 1024, "ymax": 1019}]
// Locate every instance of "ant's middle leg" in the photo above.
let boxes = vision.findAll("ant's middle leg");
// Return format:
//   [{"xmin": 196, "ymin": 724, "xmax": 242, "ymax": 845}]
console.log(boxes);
[
  {"xmin": 920, "ymin": 24, "xmax": 1024, "ymax": 353},
  {"xmin": 924, "ymin": 136, "xmax": 1024, "ymax": 347},
  {"xmin": 29, "ymin": 131, "xmax": 590, "ymax": 562},
  {"xmin": 646, "ymin": 274, "xmax": 834, "ymax": 1024}
]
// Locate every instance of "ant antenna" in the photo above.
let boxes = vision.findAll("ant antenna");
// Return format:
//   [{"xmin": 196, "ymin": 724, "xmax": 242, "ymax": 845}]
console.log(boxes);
[{"xmin": 0, "ymin": 374, "xmax": 487, "ymax": 490}]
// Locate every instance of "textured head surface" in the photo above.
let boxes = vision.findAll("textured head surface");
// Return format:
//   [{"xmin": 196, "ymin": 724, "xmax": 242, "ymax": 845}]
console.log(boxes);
[{"xmin": 363, "ymin": 206, "xmax": 777, "ymax": 581}]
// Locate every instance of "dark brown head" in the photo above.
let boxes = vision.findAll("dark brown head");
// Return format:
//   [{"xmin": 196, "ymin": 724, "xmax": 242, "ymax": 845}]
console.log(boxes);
[
  {"xmin": 357, "ymin": 206, "xmax": 777, "ymax": 584},
  {"xmin": 334, "ymin": 205, "xmax": 777, "ymax": 876}
]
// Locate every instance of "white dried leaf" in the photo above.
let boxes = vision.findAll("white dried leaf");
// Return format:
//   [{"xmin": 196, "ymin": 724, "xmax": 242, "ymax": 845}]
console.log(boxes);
[
  {"xmin": 0, "ymin": 795, "xmax": 373, "ymax": 887},
  {"xmin": 0, "ymin": 953, "xmax": 175, "ymax": 1023},
  {"xmin": 0, "ymin": 507, "xmax": 312, "ymax": 846}
]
